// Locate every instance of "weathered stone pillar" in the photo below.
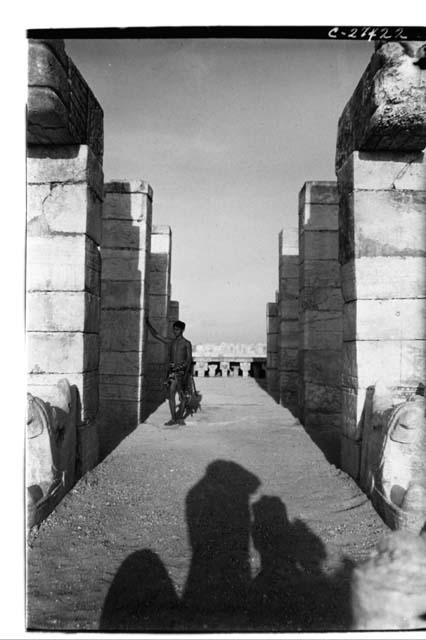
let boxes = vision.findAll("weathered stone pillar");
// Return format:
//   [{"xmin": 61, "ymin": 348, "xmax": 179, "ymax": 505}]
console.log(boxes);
[
  {"xmin": 298, "ymin": 182, "xmax": 342, "ymax": 460},
  {"xmin": 231, "ymin": 365, "xmax": 240, "ymax": 377},
  {"xmin": 266, "ymin": 302, "xmax": 279, "ymax": 401},
  {"xmin": 220, "ymin": 361, "xmax": 229, "ymax": 377},
  {"xmin": 240, "ymin": 362, "xmax": 251, "ymax": 378},
  {"xmin": 336, "ymin": 41, "xmax": 426, "ymax": 480},
  {"xmin": 208, "ymin": 364, "xmax": 217, "ymax": 377},
  {"xmin": 278, "ymin": 229, "xmax": 299, "ymax": 415},
  {"xmin": 27, "ymin": 38, "xmax": 104, "ymax": 475},
  {"xmin": 99, "ymin": 181, "xmax": 152, "ymax": 455},
  {"xmin": 144, "ymin": 226, "xmax": 172, "ymax": 416},
  {"xmin": 195, "ymin": 361, "xmax": 207, "ymax": 378},
  {"xmin": 168, "ymin": 300, "xmax": 180, "ymax": 337}
]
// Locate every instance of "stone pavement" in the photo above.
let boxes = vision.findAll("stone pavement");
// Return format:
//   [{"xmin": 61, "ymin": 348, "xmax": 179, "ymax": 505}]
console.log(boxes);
[{"xmin": 27, "ymin": 378, "xmax": 388, "ymax": 633}]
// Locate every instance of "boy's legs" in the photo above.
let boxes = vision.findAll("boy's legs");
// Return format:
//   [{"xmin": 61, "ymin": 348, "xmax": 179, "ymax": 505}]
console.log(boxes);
[
  {"xmin": 165, "ymin": 379, "xmax": 178, "ymax": 425},
  {"xmin": 175, "ymin": 375, "xmax": 186, "ymax": 424}
]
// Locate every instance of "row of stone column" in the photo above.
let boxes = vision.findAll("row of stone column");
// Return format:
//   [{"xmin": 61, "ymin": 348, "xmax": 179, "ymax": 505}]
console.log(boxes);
[
  {"xmin": 266, "ymin": 182, "xmax": 342, "ymax": 457},
  {"xmin": 26, "ymin": 39, "xmax": 180, "ymax": 475},
  {"xmin": 193, "ymin": 361, "xmax": 254, "ymax": 377},
  {"xmin": 267, "ymin": 41, "xmax": 426, "ymax": 487},
  {"xmin": 27, "ymin": 36, "xmax": 105, "ymax": 475}
]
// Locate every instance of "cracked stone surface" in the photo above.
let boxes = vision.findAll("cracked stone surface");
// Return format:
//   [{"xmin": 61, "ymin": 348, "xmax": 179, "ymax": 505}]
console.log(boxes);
[{"xmin": 336, "ymin": 41, "xmax": 426, "ymax": 173}]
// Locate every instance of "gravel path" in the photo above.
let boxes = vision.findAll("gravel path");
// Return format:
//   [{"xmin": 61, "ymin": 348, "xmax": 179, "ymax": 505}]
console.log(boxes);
[{"xmin": 27, "ymin": 378, "xmax": 387, "ymax": 632}]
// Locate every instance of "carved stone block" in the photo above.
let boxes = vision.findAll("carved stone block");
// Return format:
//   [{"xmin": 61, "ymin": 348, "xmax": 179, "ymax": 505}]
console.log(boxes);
[
  {"xmin": 351, "ymin": 530, "xmax": 426, "ymax": 629},
  {"xmin": 27, "ymin": 40, "xmax": 104, "ymax": 158},
  {"xmin": 101, "ymin": 248, "xmax": 149, "ymax": 281},
  {"xmin": 27, "ymin": 379, "xmax": 77, "ymax": 528},
  {"xmin": 339, "ymin": 188, "xmax": 426, "ymax": 264},
  {"xmin": 363, "ymin": 386, "xmax": 426, "ymax": 533},
  {"xmin": 102, "ymin": 219, "xmax": 151, "ymax": 250},
  {"xmin": 342, "ymin": 340, "xmax": 426, "ymax": 391},
  {"xmin": 101, "ymin": 280, "xmax": 144, "ymax": 309},
  {"xmin": 27, "ymin": 291, "xmax": 100, "ymax": 333},
  {"xmin": 341, "ymin": 256, "xmax": 426, "ymax": 302},
  {"xmin": 336, "ymin": 41, "xmax": 426, "ymax": 173},
  {"xmin": 27, "ymin": 332, "xmax": 99, "ymax": 374},
  {"xmin": 100, "ymin": 309, "xmax": 146, "ymax": 352},
  {"xmin": 27, "ymin": 235, "xmax": 101, "ymax": 294},
  {"xmin": 28, "ymin": 371, "xmax": 99, "ymax": 422},
  {"xmin": 299, "ymin": 231, "xmax": 339, "ymax": 262},
  {"xmin": 344, "ymin": 298, "xmax": 426, "ymax": 341}
]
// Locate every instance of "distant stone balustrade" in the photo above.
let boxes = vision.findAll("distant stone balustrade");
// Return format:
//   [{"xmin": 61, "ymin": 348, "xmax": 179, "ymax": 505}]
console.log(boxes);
[{"xmin": 193, "ymin": 343, "xmax": 266, "ymax": 378}]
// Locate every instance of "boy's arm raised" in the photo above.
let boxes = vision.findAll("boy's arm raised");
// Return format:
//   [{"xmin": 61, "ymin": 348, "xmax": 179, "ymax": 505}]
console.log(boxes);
[{"xmin": 145, "ymin": 316, "xmax": 172, "ymax": 344}]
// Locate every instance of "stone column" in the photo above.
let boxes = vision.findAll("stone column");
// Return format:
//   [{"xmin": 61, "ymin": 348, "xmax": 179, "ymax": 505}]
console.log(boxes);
[
  {"xmin": 208, "ymin": 364, "xmax": 217, "ymax": 377},
  {"xmin": 194, "ymin": 361, "xmax": 207, "ymax": 378},
  {"xmin": 336, "ymin": 41, "xmax": 426, "ymax": 480},
  {"xmin": 240, "ymin": 362, "xmax": 251, "ymax": 378},
  {"xmin": 220, "ymin": 361, "xmax": 230, "ymax": 378},
  {"xmin": 144, "ymin": 226, "xmax": 172, "ymax": 416},
  {"xmin": 278, "ymin": 229, "xmax": 299, "ymax": 415},
  {"xmin": 27, "ymin": 38, "xmax": 104, "ymax": 475},
  {"xmin": 168, "ymin": 300, "xmax": 180, "ymax": 337},
  {"xmin": 266, "ymin": 302, "xmax": 279, "ymax": 401},
  {"xmin": 298, "ymin": 182, "xmax": 342, "ymax": 461},
  {"xmin": 99, "ymin": 181, "xmax": 152, "ymax": 455}
]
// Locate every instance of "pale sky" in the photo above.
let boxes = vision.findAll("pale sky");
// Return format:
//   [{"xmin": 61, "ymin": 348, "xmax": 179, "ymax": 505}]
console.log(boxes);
[{"xmin": 65, "ymin": 37, "xmax": 372, "ymax": 344}]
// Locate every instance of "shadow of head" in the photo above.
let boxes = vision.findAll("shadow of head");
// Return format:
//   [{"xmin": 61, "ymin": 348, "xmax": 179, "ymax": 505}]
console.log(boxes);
[
  {"xmin": 251, "ymin": 496, "xmax": 326, "ymax": 571},
  {"xmin": 99, "ymin": 549, "xmax": 178, "ymax": 631},
  {"xmin": 185, "ymin": 460, "xmax": 261, "ymax": 552},
  {"xmin": 204, "ymin": 459, "xmax": 261, "ymax": 495},
  {"xmin": 251, "ymin": 495, "xmax": 290, "ymax": 555}
]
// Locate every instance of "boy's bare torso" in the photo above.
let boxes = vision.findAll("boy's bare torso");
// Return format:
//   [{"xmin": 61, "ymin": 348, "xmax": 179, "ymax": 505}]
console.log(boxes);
[{"xmin": 170, "ymin": 337, "xmax": 191, "ymax": 364}]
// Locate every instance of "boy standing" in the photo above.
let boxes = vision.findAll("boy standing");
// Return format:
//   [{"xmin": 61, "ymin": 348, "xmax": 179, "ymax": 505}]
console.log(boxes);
[{"xmin": 145, "ymin": 317, "xmax": 193, "ymax": 425}]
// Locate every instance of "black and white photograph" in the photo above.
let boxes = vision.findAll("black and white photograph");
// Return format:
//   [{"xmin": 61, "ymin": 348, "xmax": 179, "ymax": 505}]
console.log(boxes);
[{"xmin": 14, "ymin": 7, "xmax": 426, "ymax": 637}]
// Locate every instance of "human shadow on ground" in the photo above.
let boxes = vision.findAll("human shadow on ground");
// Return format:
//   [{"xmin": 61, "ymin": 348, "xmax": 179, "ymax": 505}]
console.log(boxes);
[
  {"xmin": 182, "ymin": 460, "xmax": 260, "ymax": 618},
  {"xmin": 248, "ymin": 495, "xmax": 353, "ymax": 631},
  {"xmin": 99, "ymin": 549, "xmax": 180, "ymax": 631},
  {"xmin": 99, "ymin": 460, "xmax": 354, "ymax": 632}
]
